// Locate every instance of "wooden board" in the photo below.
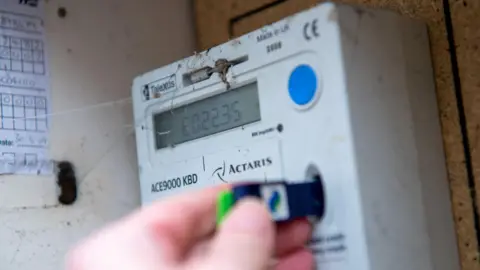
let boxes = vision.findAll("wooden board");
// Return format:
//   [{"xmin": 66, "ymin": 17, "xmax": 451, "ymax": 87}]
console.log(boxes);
[
  {"xmin": 448, "ymin": 1, "xmax": 480, "ymax": 267},
  {"xmin": 193, "ymin": 0, "xmax": 279, "ymax": 50},
  {"xmin": 193, "ymin": 0, "xmax": 477, "ymax": 269}
]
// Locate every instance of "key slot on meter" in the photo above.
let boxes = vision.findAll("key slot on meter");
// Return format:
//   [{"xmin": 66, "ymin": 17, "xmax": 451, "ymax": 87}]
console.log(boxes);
[{"xmin": 305, "ymin": 163, "xmax": 326, "ymax": 223}]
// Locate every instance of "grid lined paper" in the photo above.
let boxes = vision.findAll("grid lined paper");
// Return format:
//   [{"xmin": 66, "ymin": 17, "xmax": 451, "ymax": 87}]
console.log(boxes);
[{"xmin": 0, "ymin": 34, "xmax": 45, "ymax": 75}]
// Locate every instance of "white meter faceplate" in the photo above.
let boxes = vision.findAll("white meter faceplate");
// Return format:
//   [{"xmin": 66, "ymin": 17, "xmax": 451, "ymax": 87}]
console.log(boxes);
[{"xmin": 132, "ymin": 3, "xmax": 459, "ymax": 270}]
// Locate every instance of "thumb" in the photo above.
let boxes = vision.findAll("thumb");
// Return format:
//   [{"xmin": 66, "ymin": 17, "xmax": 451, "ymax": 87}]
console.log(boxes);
[{"xmin": 203, "ymin": 198, "xmax": 275, "ymax": 270}]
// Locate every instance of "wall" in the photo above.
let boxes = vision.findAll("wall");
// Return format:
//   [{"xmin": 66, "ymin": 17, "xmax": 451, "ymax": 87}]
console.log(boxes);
[{"xmin": 0, "ymin": 1, "xmax": 195, "ymax": 269}]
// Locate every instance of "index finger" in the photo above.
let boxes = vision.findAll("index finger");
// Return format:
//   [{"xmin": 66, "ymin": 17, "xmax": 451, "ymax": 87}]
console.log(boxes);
[{"xmin": 132, "ymin": 185, "xmax": 230, "ymax": 262}]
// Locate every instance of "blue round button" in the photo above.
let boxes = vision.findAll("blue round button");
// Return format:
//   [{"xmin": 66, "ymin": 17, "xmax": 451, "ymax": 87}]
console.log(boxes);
[{"xmin": 288, "ymin": 64, "xmax": 318, "ymax": 106}]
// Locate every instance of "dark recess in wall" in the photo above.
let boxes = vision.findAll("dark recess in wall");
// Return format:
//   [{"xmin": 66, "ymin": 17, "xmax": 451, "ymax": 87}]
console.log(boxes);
[{"xmin": 56, "ymin": 161, "xmax": 77, "ymax": 205}]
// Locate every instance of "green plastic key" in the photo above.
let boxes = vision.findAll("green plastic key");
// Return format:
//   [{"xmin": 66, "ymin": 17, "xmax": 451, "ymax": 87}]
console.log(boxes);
[{"xmin": 216, "ymin": 190, "xmax": 235, "ymax": 226}]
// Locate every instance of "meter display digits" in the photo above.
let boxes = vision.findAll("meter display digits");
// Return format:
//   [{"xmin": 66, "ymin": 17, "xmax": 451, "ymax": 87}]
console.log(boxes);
[
  {"xmin": 153, "ymin": 82, "xmax": 261, "ymax": 149},
  {"xmin": 182, "ymin": 100, "xmax": 240, "ymax": 137}
]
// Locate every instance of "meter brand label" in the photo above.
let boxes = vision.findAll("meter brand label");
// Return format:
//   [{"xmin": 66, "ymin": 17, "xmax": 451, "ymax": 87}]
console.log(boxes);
[
  {"xmin": 143, "ymin": 75, "xmax": 177, "ymax": 101},
  {"xmin": 229, "ymin": 157, "xmax": 273, "ymax": 174},
  {"xmin": 206, "ymin": 139, "xmax": 283, "ymax": 184},
  {"xmin": 212, "ymin": 157, "xmax": 273, "ymax": 182}
]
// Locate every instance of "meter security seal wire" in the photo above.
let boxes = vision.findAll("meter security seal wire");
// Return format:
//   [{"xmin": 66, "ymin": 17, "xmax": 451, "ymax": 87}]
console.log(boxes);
[{"xmin": 216, "ymin": 180, "xmax": 325, "ymax": 226}]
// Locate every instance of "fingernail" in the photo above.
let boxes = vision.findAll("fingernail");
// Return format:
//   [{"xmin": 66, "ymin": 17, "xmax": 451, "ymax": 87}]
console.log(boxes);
[{"xmin": 222, "ymin": 198, "xmax": 273, "ymax": 236}]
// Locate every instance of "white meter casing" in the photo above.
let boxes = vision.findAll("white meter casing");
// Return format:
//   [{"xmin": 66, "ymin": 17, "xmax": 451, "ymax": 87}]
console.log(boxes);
[{"xmin": 132, "ymin": 3, "xmax": 460, "ymax": 270}]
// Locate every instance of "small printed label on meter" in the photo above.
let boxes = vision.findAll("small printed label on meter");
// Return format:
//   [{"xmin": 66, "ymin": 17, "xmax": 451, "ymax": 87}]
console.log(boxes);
[
  {"xmin": 143, "ymin": 75, "xmax": 177, "ymax": 101},
  {"xmin": 310, "ymin": 227, "xmax": 348, "ymax": 263},
  {"xmin": 147, "ymin": 156, "xmax": 210, "ymax": 199},
  {"xmin": 205, "ymin": 139, "xmax": 283, "ymax": 184}
]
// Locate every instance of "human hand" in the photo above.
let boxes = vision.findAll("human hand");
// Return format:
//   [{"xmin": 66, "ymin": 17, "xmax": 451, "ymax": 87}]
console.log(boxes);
[{"xmin": 66, "ymin": 186, "xmax": 314, "ymax": 270}]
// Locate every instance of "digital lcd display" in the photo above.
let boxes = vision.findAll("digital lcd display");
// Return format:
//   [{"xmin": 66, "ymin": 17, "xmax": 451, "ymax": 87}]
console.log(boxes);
[{"xmin": 153, "ymin": 82, "xmax": 261, "ymax": 149}]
